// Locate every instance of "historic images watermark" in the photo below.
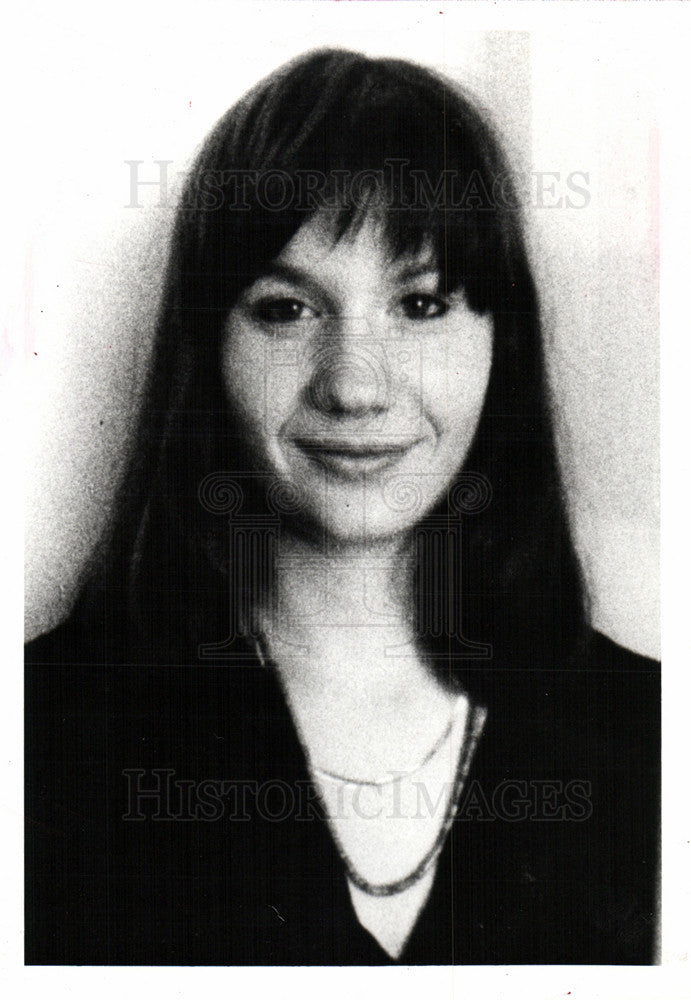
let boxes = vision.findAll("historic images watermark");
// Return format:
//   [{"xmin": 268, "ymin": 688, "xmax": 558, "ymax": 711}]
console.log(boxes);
[
  {"xmin": 122, "ymin": 769, "xmax": 593, "ymax": 823},
  {"xmin": 125, "ymin": 159, "xmax": 591, "ymax": 211}
]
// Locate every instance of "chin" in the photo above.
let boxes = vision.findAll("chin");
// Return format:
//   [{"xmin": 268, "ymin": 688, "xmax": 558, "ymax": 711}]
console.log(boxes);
[
  {"xmin": 284, "ymin": 495, "xmax": 429, "ymax": 551},
  {"xmin": 265, "ymin": 460, "xmax": 445, "ymax": 548}
]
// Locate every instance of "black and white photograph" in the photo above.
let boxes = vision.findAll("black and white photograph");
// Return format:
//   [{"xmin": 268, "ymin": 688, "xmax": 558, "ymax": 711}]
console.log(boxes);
[{"xmin": 9, "ymin": 0, "xmax": 686, "ymax": 992}]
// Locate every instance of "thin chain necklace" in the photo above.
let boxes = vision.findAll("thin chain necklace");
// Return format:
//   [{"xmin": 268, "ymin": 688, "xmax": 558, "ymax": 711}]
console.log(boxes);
[
  {"xmin": 313, "ymin": 701, "xmax": 487, "ymax": 897},
  {"xmin": 252, "ymin": 634, "xmax": 487, "ymax": 896},
  {"xmin": 311, "ymin": 702, "xmax": 461, "ymax": 787}
]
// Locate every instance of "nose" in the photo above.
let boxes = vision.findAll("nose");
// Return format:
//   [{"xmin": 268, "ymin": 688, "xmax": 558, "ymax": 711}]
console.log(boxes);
[{"xmin": 306, "ymin": 318, "xmax": 390, "ymax": 418}]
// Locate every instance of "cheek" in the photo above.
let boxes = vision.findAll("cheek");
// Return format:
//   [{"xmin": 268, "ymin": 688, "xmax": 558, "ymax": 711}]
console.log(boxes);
[
  {"xmin": 421, "ymin": 318, "xmax": 493, "ymax": 440},
  {"xmin": 221, "ymin": 327, "xmax": 289, "ymax": 442}
]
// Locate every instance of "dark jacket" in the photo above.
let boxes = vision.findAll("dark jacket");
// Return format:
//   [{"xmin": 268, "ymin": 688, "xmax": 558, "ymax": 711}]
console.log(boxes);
[{"xmin": 25, "ymin": 619, "xmax": 659, "ymax": 965}]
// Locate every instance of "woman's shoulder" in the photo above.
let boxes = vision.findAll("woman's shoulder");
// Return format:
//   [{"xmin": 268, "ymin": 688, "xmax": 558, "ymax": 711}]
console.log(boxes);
[
  {"xmin": 584, "ymin": 629, "xmax": 660, "ymax": 673},
  {"xmin": 25, "ymin": 608, "xmax": 126, "ymax": 669},
  {"xmin": 479, "ymin": 627, "xmax": 660, "ymax": 780},
  {"xmin": 550, "ymin": 628, "xmax": 660, "ymax": 734},
  {"xmin": 25, "ymin": 614, "xmax": 87, "ymax": 664}
]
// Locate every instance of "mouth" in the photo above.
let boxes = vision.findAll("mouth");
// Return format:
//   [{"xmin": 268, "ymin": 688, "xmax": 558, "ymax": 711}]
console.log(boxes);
[{"xmin": 293, "ymin": 438, "xmax": 422, "ymax": 479}]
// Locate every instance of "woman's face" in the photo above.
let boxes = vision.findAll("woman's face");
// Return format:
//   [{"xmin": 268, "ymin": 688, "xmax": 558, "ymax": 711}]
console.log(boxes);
[{"xmin": 222, "ymin": 212, "xmax": 493, "ymax": 545}]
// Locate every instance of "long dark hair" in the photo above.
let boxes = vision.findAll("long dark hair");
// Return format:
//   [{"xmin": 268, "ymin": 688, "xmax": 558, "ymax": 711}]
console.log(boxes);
[{"xmin": 75, "ymin": 49, "xmax": 587, "ymax": 694}]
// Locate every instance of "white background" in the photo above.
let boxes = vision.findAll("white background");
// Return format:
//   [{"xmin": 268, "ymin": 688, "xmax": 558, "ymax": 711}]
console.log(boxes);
[{"xmin": 4, "ymin": 1, "xmax": 689, "ymax": 997}]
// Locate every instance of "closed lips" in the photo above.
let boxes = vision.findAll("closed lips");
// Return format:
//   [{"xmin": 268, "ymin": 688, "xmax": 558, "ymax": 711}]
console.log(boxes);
[
  {"xmin": 291, "ymin": 439, "xmax": 425, "ymax": 480},
  {"xmin": 294, "ymin": 439, "xmax": 419, "ymax": 456}
]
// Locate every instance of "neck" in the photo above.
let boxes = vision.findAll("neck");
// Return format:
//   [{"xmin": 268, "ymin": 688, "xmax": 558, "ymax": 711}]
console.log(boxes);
[
  {"xmin": 258, "ymin": 526, "xmax": 419, "ymax": 680},
  {"xmin": 256, "ymin": 525, "xmax": 459, "ymax": 779}
]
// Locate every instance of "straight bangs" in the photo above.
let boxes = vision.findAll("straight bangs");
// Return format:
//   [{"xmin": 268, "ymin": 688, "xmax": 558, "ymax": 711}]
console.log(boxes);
[{"xmin": 184, "ymin": 49, "xmax": 520, "ymax": 323}]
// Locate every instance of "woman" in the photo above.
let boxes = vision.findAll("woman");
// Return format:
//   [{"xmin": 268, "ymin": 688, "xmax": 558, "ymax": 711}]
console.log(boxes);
[{"xmin": 25, "ymin": 49, "xmax": 659, "ymax": 965}]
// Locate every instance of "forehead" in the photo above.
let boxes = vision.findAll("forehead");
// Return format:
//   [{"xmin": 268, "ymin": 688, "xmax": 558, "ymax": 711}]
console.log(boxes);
[{"xmin": 273, "ymin": 210, "xmax": 438, "ymax": 278}]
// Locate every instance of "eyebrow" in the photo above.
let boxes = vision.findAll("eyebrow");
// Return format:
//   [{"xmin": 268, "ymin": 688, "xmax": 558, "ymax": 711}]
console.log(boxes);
[
  {"xmin": 261, "ymin": 262, "xmax": 316, "ymax": 288},
  {"xmin": 394, "ymin": 261, "xmax": 440, "ymax": 283},
  {"xmin": 262, "ymin": 259, "xmax": 441, "ymax": 289}
]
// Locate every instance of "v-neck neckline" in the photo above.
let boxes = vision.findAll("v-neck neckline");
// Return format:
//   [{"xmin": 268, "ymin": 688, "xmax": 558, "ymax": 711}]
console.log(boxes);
[{"xmin": 234, "ymin": 643, "xmax": 491, "ymax": 963}]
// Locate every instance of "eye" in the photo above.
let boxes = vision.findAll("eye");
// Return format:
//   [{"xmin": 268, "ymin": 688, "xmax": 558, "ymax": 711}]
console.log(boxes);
[
  {"xmin": 252, "ymin": 297, "xmax": 319, "ymax": 325},
  {"xmin": 400, "ymin": 293, "xmax": 449, "ymax": 321}
]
